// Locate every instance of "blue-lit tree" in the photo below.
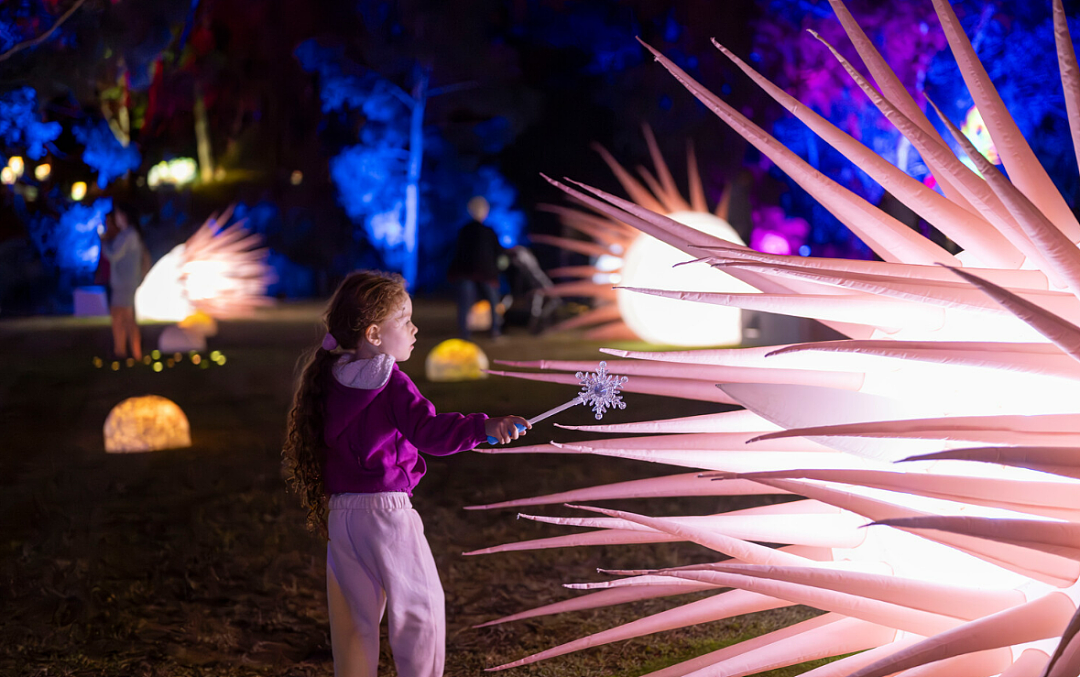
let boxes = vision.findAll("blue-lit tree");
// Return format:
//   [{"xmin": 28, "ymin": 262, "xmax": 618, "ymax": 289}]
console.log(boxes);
[
  {"xmin": 0, "ymin": 86, "xmax": 60, "ymax": 160},
  {"xmin": 73, "ymin": 118, "xmax": 141, "ymax": 188},
  {"xmin": 923, "ymin": 0, "xmax": 1080, "ymax": 206},
  {"xmin": 0, "ymin": 1, "xmax": 172, "ymax": 312},
  {"xmin": 297, "ymin": 39, "xmax": 424, "ymax": 282},
  {"xmin": 296, "ymin": 35, "xmax": 526, "ymax": 289}
]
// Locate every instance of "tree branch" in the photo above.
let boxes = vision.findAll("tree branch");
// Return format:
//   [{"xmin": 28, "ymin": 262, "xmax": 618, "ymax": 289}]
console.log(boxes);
[
  {"xmin": 0, "ymin": 0, "xmax": 89, "ymax": 64},
  {"xmin": 427, "ymin": 81, "xmax": 479, "ymax": 97}
]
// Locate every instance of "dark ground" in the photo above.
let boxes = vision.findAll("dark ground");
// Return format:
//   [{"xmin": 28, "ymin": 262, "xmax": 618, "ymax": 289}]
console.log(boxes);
[{"xmin": 0, "ymin": 299, "xmax": 822, "ymax": 677}]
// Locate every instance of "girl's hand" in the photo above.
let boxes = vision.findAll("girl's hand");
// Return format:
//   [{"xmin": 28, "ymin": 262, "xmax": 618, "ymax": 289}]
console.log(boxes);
[{"xmin": 485, "ymin": 416, "xmax": 531, "ymax": 445}]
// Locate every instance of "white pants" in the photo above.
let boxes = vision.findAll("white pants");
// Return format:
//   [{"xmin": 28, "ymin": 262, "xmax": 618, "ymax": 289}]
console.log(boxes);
[{"xmin": 327, "ymin": 493, "xmax": 445, "ymax": 677}]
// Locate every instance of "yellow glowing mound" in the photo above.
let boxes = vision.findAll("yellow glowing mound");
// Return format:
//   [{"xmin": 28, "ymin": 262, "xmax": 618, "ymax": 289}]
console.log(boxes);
[
  {"xmin": 178, "ymin": 310, "xmax": 219, "ymax": 337},
  {"xmin": 103, "ymin": 395, "xmax": 192, "ymax": 453},
  {"xmin": 425, "ymin": 339, "xmax": 489, "ymax": 382}
]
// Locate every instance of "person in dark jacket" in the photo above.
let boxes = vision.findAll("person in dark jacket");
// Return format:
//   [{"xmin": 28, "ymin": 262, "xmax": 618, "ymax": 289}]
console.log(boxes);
[{"xmin": 446, "ymin": 197, "xmax": 504, "ymax": 339}]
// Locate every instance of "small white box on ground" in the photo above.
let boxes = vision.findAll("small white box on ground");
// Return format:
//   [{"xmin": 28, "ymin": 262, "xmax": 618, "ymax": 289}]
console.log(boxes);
[{"xmin": 73, "ymin": 286, "xmax": 109, "ymax": 316}]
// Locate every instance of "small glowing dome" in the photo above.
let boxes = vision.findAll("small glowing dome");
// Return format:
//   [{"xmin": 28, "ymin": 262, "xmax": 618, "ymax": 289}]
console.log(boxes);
[
  {"xmin": 71, "ymin": 181, "xmax": 87, "ymax": 201},
  {"xmin": 103, "ymin": 395, "xmax": 191, "ymax": 453},
  {"xmin": 1, "ymin": 167, "xmax": 15, "ymax": 185},
  {"xmin": 34, "ymin": 163, "xmax": 50, "ymax": 181},
  {"xmin": 425, "ymin": 339, "xmax": 489, "ymax": 382},
  {"xmin": 467, "ymin": 300, "xmax": 505, "ymax": 332},
  {"xmin": 178, "ymin": 310, "xmax": 219, "ymax": 337},
  {"xmin": 616, "ymin": 211, "xmax": 755, "ymax": 347},
  {"xmin": 7, "ymin": 156, "xmax": 24, "ymax": 177},
  {"xmin": 290, "ymin": 170, "xmax": 303, "ymax": 185}
]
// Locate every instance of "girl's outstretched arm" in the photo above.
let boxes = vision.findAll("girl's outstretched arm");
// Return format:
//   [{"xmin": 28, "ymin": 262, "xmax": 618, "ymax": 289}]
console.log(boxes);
[{"xmin": 389, "ymin": 369, "xmax": 491, "ymax": 454}]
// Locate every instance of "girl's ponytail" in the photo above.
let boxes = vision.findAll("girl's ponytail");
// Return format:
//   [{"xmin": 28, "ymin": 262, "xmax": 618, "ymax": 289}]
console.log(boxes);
[{"xmin": 282, "ymin": 344, "xmax": 338, "ymax": 535}]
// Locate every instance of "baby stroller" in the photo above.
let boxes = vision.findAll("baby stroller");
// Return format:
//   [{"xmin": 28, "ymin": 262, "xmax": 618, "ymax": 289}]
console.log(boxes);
[{"xmin": 505, "ymin": 245, "xmax": 560, "ymax": 334}]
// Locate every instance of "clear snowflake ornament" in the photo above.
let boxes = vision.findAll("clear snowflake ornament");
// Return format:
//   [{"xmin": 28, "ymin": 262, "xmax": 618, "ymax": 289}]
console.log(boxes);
[{"xmin": 575, "ymin": 361, "xmax": 629, "ymax": 419}]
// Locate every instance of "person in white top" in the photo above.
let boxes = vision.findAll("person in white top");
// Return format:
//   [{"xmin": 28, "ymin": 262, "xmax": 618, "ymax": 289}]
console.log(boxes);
[{"xmin": 100, "ymin": 204, "xmax": 146, "ymax": 360}]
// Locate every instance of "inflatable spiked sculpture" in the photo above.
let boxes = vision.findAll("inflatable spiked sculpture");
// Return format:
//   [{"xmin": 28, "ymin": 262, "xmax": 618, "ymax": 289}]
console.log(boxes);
[{"xmin": 472, "ymin": 1, "xmax": 1080, "ymax": 675}]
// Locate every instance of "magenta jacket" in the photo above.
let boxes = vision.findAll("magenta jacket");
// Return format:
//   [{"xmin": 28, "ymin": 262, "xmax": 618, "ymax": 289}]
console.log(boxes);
[{"xmin": 322, "ymin": 355, "xmax": 488, "ymax": 495}]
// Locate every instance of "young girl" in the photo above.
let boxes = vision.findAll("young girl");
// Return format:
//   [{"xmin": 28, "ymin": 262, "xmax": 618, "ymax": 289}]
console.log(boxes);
[{"xmin": 282, "ymin": 270, "xmax": 528, "ymax": 677}]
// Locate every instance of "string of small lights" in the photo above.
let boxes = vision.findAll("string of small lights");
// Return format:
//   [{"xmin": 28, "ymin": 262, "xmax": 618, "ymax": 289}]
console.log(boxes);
[{"xmin": 91, "ymin": 349, "xmax": 228, "ymax": 372}]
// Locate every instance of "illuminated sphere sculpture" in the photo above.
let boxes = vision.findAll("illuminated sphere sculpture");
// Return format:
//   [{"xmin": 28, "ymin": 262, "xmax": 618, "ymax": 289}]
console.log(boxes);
[
  {"xmin": 425, "ymin": 339, "xmax": 489, "ymax": 382},
  {"xmin": 135, "ymin": 208, "xmax": 274, "ymax": 322},
  {"xmin": 535, "ymin": 126, "xmax": 755, "ymax": 346},
  {"xmin": 618, "ymin": 211, "xmax": 753, "ymax": 346},
  {"xmin": 460, "ymin": 1, "xmax": 1080, "ymax": 675},
  {"xmin": 103, "ymin": 395, "xmax": 191, "ymax": 453}
]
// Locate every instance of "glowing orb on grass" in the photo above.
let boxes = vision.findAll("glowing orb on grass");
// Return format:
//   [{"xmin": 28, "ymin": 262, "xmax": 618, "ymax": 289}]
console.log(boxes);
[
  {"xmin": 466, "ymin": 300, "xmax": 505, "ymax": 332},
  {"xmin": 425, "ymin": 339, "xmax": 489, "ymax": 382},
  {"xmin": 178, "ymin": 310, "xmax": 219, "ymax": 337},
  {"xmin": 103, "ymin": 395, "xmax": 191, "ymax": 453},
  {"xmin": 617, "ymin": 211, "xmax": 754, "ymax": 346}
]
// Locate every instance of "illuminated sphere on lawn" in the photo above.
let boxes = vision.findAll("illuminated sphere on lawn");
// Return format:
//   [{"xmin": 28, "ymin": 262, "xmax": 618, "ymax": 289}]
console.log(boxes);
[
  {"xmin": 425, "ymin": 339, "xmax": 489, "ymax": 382},
  {"xmin": 538, "ymin": 126, "xmax": 770, "ymax": 345},
  {"xmin": 103, "ymin": 395, "xmax": 191, "ymax": 453},
  {"xmin": 617, "ymin": 211, "xmax": 754, "ymax": 347}
]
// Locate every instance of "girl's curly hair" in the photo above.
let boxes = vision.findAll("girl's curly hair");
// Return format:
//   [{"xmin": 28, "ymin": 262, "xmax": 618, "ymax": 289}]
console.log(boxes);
[{"xmin": 282, "ymin": 270, "xmax": 409, "ymax": 535}]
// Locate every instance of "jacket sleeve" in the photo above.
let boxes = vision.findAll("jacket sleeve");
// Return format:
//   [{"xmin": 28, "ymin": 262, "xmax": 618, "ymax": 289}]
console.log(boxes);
[{"xmin": 388, "ymin": 371, "xmax": 489, "ymax": 455}]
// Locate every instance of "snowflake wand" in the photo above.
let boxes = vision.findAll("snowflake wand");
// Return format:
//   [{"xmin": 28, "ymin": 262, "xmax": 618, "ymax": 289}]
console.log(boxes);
[{"xmin": 487, "ymin": 361, "xmax": 629, "ymax": 445}]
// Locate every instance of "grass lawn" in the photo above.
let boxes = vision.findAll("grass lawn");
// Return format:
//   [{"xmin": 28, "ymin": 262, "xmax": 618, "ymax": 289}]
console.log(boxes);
[{"xmin": 0, "ymin": 298, "xmax": 822, "ymax": 676}]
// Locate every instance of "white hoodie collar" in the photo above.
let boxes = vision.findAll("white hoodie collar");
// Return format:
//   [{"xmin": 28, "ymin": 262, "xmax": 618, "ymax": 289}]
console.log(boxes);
[{"xmin": 332, "ymin": 353, "xmax": 395, "ymax": 390}]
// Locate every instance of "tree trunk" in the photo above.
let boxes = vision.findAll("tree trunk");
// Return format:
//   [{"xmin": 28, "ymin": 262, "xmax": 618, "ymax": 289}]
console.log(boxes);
[
  {"xmin": 194, "ymin": 86, "xmax": 214, "ymax": 183},
  {"xmin": 402, "ymin": 66, "xmax": 428, "ymax": 288}
]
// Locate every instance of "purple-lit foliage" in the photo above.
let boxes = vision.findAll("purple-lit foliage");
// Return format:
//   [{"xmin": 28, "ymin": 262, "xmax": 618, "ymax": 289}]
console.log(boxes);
[
  {"xmin": 752, "ymin": 0, "xmax": 945, "ymax": 256},
  {"xmin": 749, "ymin": 205, "xmax": 810, "ymax": 256},
  {"xmin": 752, "ymin": 0, "xmax": 1080, "ymax": 256}
]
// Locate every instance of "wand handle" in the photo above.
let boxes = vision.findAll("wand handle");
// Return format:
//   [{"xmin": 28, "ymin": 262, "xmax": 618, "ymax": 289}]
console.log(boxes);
[
  {"xmin": 486, "ymin": 397, "xmax": 583, "ymax": 445},
  {"xmin": 528, "ymin": 397, "xmax": 583, "ymax": 425}
]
